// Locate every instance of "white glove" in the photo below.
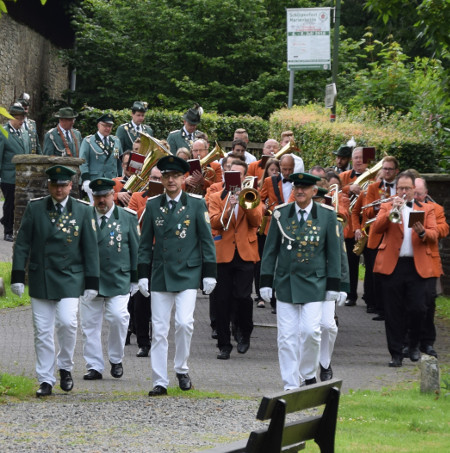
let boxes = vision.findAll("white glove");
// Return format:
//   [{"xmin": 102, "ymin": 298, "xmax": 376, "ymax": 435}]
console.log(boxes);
[
  {"xmin": 260, "ymin": 287, "xmax": 273, "ymax": 303},
  {"xmin": 337, "ymin": 291, "xmax": 348, "ymax": 307},
  {"xmin": 11, "ymin": 283, "xmax": 24, "ymax": 298},
  {"xmin": 138, "ymin": 278, "xmax": 150, "ymax": 297},
  {"xmin": 202, "ymin": 277, "xmax": 217, "ymax": 295},
  {"xmin": 83, "ymin": 289, "xmax": 98, "ymax": 302},
  {"xmin": 82, "ymin": 180, "xmax": 91, "ymax": 192},
  {"xmin": 130, "ymin": 282, "xmax": 139, "ymax": 296},
  {"xmin": 325, "ymin": 291, "xmax": 340, "ymax": 302}
]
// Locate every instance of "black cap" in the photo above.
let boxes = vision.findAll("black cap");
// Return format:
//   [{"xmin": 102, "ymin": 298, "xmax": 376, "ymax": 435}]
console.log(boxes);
[
  {"xmin": 89, "ymin": 178, "xmax": 116, "ymax": 195},
  {"xmin": 313, "ymin": 187, "xmax": 329, "ymax": 198},
  {"xmin": 55, "ymin": 107, "xmax": 78, "ymax": 119},
  {"xmin": 157, "ymin": 155, "xmax": 190, "ymax": 174},
  {"xmin": 289, "ymin": 172, "xmax": 321, "ymax": 186},
  {"xmin": 333, "ymin": 145, "xmax": 352, "ymax": 157},
  {"xmin": 45, "ymin": 165, "xmax": 76, "ymax": 184},
  {"xmin": 183, "ymin": 104, "xmax": 202, "ymax": 125},
  {"xmin": 131, "ymin": 101, "xmax": 147, "ymax": 112},
  {"xmin": 9, "ymin": 103, "xmax": 26, "ymax": 116},
  {"xmin": 97, "ymin": 113, "xmax": 115, "ymax": 124}
]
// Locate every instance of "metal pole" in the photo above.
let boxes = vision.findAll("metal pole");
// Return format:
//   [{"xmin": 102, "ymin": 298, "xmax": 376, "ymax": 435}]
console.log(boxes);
[
  {"xmin": 330, "ymin": 0, "xmax": 341, "ymax": 122},
  {"xmin": 288, "ymin": 70, "xmax": 295, "ymax": 108}
]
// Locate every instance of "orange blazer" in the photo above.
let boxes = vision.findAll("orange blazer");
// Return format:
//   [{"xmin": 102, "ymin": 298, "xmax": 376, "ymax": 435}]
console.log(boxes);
[
  {"xmin": 247, "ymin": 160, "xmax": 265, "ymax": 182},
  {"xmin": 129, "ymin": 191, "xmax": 148, "ymax": 225},
  {"xmin": 372, "ymin": 200, "xmax": 439, "ymax": 278},
  {"xmin": 209, "ymin": 189, "xmax": 263, "ymax": 263},
  {"xmin": 205, "ymin": 181, "xmax": 225, "ymax": 208},
  {"xmin": 427, "ymin": 201, "xmax": 449, "ymax": 277},
  {"xmin": 260, "ymin": 175, "xmax": 287, "ymax": 235},
  {"xmin": 113, "ymin": 176, "xmax": 127, "ymax": 206}
]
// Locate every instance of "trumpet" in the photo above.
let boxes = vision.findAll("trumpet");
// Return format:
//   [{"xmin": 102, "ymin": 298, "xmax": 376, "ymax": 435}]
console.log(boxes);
[
  {"xmin": 220, "ymin": 177, "xmax": 261, "ymax": 231},
  {"xmin": 389, "ymin": 194, "xmax": 406, "ymax": 223}
]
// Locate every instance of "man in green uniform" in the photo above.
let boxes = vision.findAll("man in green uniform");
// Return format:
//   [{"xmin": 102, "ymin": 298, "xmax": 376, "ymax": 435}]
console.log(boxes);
[
  {"xmin": 11, "ymin": 165, "xmax": 99, "ymax": 397},
  {"xmin": 80, "ymin": 113, "xmax": 123, "ymax": 203},
  {"xmin": 0, "ymin": 103, "xmax": 32, "ymax": 241},
  {"xmin": 116, "ymin": 101, "xmax": 153, "ymax": 152},
  {"xmin": 166, "ymin": 104, "xmax": 203, "ymax": 154},
  {"xmin": 80, "ymin": 178, "xmax": 139, "ymax": 381},
  {"xmin": 260, "ymin": 173, "xmax": 341, "ymax": 390},
  {"xmin": 17, "ymin": 93, "xmax": 42, "ymax": 155},
  {"xmin": 43, "ymin": 107, "xmax": 83, "ymax": 157},
  {"xmin": 138, "ymin": 155, "xmax": 217, "ymax": 396}
]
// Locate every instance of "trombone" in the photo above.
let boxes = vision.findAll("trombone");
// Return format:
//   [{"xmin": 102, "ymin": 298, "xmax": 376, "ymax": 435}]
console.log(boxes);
[{"xmin": 220, "ymin": 177, "xmax": 261, "ymax": 231}]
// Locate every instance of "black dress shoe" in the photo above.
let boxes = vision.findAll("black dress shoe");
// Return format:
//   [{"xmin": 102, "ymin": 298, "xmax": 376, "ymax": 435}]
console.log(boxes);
[
  {"xmin": 83, "ymin": 369, "xmax": 103, "ymax": 380},
  {"xmin": 237, "ymin": 340, "xmax": 250, "ymax": 354},
  {"xmin": 217, "ymin": 349, "xmax": 231, "ymax": 360},
  {"xmin": 211, "ymin": 329, "xmax": 218, "ymax": 340},
  {"xmin": 36, "ymin": 382, "xmax": 52, "ymax": 397},
  {"xmin": 304, "ymin": 377, "xmax": 317, "ymax": 386},
  {"xmin": 59, "ymin": 369, "xmax": 73, "ymax": 392},
  {"xmin": 271, "ymin": 307, "xmax": 277, "ymax": 314},
  {"xmin": 136, "ymin": 346, "xmax": 150, "ymax": 357},
  {"xmin": 319, "ymin": 364, "xmax": 333, "ymax": 381},
  {"xmin": 388, "ymin": 356, "xmax": 403, "ymax": 367},
  {"xmin": 402, "ymin": 345, "xmax": 410, "ymax": 358},
  {"xmin": 420, "ymin": 345, "xmax": 438, "ymax": 358},
  {"xmin": 372, "ymin": 315, "xmax": 385, "ymax": 321},
  {"xmin": 4, "ymin": 233, "xmax": 13, "ymax": 242},
  {"xmin": 409, "ymin": 347, "xmax": 420, "ymax": 362},
  {"xmin": 110, "ymin": 362, "xmax": 123, "ymax": 378},
  {"xmin": 148, "ymin": 385, "xmax": 167, "ymax": 396},
  {"xmin": 345, "ymin": 299, "xmax": 356, "ymax": 306},
  {"xmin": 176, "ymin": 373, "xmax": 192, "ymax": 391}
]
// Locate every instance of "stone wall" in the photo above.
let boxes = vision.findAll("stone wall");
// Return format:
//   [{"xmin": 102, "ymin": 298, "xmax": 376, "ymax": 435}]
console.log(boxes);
[
  {"xmin": 11, "ymin": 155, "xmax": 83, "ymax": 236},
  {"xmin": 0, "ymin": 14, "xmax": 68, "ymax": 122}
]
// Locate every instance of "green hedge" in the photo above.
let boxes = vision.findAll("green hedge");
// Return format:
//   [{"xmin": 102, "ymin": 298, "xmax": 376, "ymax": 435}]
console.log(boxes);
[
  {"xmin": 74, "ymin": 107, "xmax": 269, "ymax": 144},
  {"xmin": 269, "ymin": 105, "xmax": 440, "ymax": 173},
  {"xmin": 72, "ymin": 104, "xmax": 439, "ymax": 173}
]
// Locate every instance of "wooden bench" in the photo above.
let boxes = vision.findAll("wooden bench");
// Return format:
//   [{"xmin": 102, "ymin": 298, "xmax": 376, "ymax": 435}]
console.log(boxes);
[{"xmin": 204, "ymin": 379, "xmax": 342, "ymax": 453}]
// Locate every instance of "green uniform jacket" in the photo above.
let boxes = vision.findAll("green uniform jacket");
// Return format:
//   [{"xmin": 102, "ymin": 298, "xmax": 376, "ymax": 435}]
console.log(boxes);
[
  {"xmin": 11, "ymin": 196, "xmax": 100, "ymax": 300},
  {"xmin": 23, "ymin": 118, "xmax": 41, "ymax": 154},
  {"xmin": 116, "ymin": 123, "xmax": 153, "ymax": 152},
  {"xmin": 43, "ymin": 126, "xmax": 83, "ymax": 157},
  {"xmin": 0, "ymin": 123, "xmax": 32, "ymax": 184},
  {"xmin": 95, "ymin": 205, "xmax": 139, "ymax": 297},
  {"xmin": 338, "ymin": 222, "xmax": 350, "ymax": 293},
  {"xmin": 166, "ymin": 129, "xmax": 202, "ymax": 155},
  {"xmin": 138, "ymin": 192, "xmax": 217, "ymax": 291},
  {"xmin": 260, "ymin": 201, "xmax": 341, "ymax": 304},
  {"xmin": 79, "ymin": 134, "xmax": 123, "ymax": 181}
]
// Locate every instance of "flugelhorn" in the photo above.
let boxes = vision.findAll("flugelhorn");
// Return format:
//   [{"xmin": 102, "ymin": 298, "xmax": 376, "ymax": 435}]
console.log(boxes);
[{"xmin": 360, "ymin": 196, "xmax": 397, "ymax": 212}]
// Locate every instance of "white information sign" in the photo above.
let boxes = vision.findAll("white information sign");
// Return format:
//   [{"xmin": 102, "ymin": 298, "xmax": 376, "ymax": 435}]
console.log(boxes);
[{"xmin": 287, "ymin": 8, "xmax": 331, "ymax": 71}]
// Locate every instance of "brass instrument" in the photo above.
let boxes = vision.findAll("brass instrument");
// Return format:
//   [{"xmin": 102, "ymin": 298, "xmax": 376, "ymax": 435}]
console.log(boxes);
[
  {"xmin": 353, "ymin": 218, "xmax": 376, "ymax": 256},
  {"xmin": 273, "ymin": 138, "xmax": 300, "ymax": 160},
  {"xmin": 220, "ymin": 176, "xmax": 261, "ymax": 231},
  {"xmin": 349, "ymin": 158, "xmax": 384, "ymax": 210},
  {"xmin": 329, "ymin": 183, "xmax": 347, "ymax": 227},
  {"xmin": 187, "ymin": 142, "xmax": 226, "ymax": 194},
  {"xmin": 258, "ymin": 201, "xmax": 276, "ymax": 235},
  {"xmin": 124, "ymin": 133, "xmax": 170, "ymax": 192},
  {"xmin": 389, "ymin": 195, "xmax": 406, "ymax": 223},
  {"xmin": 360, "ymin": 196, "xmax": 397, "ymax": 212}
]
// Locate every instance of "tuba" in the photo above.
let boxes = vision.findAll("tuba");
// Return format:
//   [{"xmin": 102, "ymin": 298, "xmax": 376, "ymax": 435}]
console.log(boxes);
[
  {"xmin": 274, "ymin": 138, "xmax": 300, "ymax": 160},
  {"xmin": 349, "ymin": 158, "xmax": 384, "ymax": 210},
  {"xmin": 123, "ymin": 132, "xmax": 170, "ymax": 192}
]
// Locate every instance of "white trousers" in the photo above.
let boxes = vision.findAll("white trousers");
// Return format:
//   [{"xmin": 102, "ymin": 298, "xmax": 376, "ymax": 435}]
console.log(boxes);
[
  {"xmin": 31, "ymin": 297, "xmax": 79, "ymax": 386},
  {"xmin": 150, "ymin": 290, "xmax": 196, "ymax": 388},
  {"xmin": 80, "ymin": 294, "xmax": 130, "ymax": 373},
  {"xmin": 277, "ymin": 300, "xmax": 322, "ymax": 390},
  {"xmin": 319, "ymin": 301, "xmax": 338, "ymax": 369}
]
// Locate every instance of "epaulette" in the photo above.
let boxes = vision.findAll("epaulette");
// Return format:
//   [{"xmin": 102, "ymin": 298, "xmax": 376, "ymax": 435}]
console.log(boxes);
[
  {"xmin": 30, "ymin": 197, "xmax": 44, "ymax": 202},
  {"xmin": 187, "ymin": 193, "xmax": 202, "ymax": 199},
  {"xmin": 168, "ymin": 130, "xmax": 179, "ymax": 135},
  {"xmin": 274, "ymin": 202, "xmax": 289, "ymax": 210},
  {"xmin": 75, "ymin": 199, "xmax": 90, "ymax": 205},
  {"xmin": 320, "ymin": 203, "xmax": 335, "ymax": 211},
  {"xmin": 148, "ymin": 194, "xmax": 162, "ymax": 201},
  {"xmin": 123, "ymin": 207, "xmax": 137, "ymax": 215}
]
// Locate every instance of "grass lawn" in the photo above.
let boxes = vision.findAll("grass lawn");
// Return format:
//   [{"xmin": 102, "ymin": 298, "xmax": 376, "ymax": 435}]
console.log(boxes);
[{"xmin": 0, "ymin": 262, "xmax": 30, "ymax": 309}]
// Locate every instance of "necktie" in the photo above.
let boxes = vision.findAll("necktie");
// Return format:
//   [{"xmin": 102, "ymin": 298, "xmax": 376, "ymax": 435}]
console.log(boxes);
[
  {"xmin": 56, "ymin": 203, "xmax": 63, "ymax": 215},
  {"xmin": 169, "ymin": 200, "xmax": 176, "ymax": 211},
  {"xmin": 100, "ymin": 215, "xmax": 107, "ymax": 229},
  {"xmin": 299, "ymin": 209, "xmax": 306, "ymax": 226},
  {"xmin": 16, "ymin": 129, "xmax": 21, "ymax": 138},
  {"xmin": 104, "ymin": 137, "xmax": 108, "ymax": 147},
  {"xmin": 65, "ymin": 130, "xmax": 71, "ymax": 143}
]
